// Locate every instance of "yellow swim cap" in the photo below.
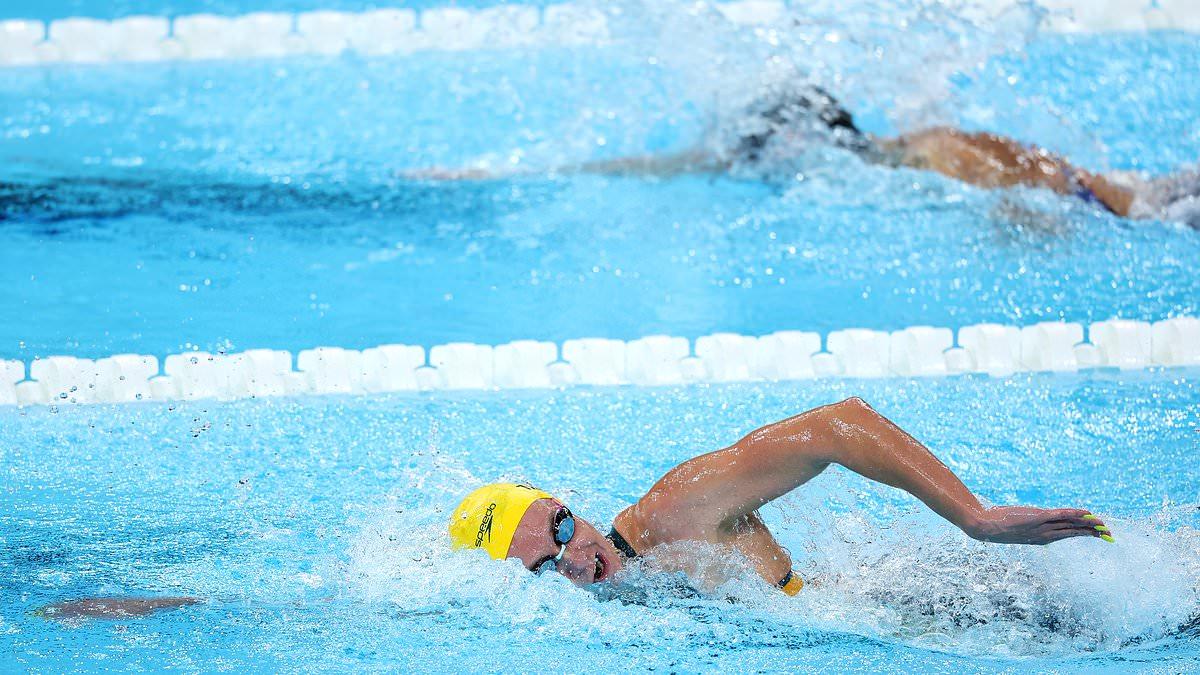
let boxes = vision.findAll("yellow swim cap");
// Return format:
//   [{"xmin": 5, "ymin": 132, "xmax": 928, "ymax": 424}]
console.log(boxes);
[{"xmin": 448, "ymin": 483, "xmax": 555, "ymax": 560}]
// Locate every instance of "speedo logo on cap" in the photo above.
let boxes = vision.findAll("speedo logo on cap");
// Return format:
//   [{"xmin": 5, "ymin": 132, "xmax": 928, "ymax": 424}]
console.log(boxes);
[{"xmin": 474, "ymin": 503, "xmax": 496, "ymax": 547}]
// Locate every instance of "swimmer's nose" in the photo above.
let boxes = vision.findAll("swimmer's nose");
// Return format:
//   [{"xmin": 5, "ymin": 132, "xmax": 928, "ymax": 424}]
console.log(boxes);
[{"xmin": 554, "ymin": 543, "xmax": 593, "ymax": 584}]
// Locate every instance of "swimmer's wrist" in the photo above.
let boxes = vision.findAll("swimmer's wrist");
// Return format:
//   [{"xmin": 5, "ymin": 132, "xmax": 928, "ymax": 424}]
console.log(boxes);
[{"xmin": 957, "ymin": 510, "xmax": 993, "ymax": 541}]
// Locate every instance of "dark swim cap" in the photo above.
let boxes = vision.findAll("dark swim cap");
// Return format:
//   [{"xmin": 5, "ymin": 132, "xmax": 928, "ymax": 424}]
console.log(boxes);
[{"xmin": 735, "ymin": 84, "xmax": 871, "ymax": 162}]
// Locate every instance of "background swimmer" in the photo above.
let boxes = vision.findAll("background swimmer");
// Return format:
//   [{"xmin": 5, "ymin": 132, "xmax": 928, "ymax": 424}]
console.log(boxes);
[
  {"xmin": 410, "ymin": 84, "xmax": 1200, "ymax": 228},
  {"xmin": 449, "ymin": 396, "xmax": 1112, "ymax": 591}
]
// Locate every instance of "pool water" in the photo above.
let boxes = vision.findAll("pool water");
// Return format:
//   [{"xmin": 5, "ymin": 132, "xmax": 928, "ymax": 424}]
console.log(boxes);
[
  {"xmin": 2, "ymin": 26, "xmax": 1198, "ymax": 359},
  {"xmin": 3, "ymin": 374, "xmax": 1199, "ymax": 671},
  {"xmin": 2, "ymin": 0, "xmax": 1199, "ymax": 671}
]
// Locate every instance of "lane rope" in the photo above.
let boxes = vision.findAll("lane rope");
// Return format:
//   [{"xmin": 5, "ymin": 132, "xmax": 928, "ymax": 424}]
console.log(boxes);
[
  {"xmin": 1, "ymin": 0, "xmax": 1195, "ymax": 68},
  {"xmin": 2, "ymin": 317, "xmax": 1197, "ymax": 406}
]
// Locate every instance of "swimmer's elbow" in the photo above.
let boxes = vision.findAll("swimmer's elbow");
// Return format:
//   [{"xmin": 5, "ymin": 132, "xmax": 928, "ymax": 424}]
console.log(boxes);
[
  {"xmin": 824, "ymin": 396, "xmax": 875, "ymax": 426},
  {"xmin": 740, "ymin": 397, "xmax": 878, "ymax": 462},
  {"xmin": 831, "ymin": 396, "xmax": 872, "ymax": 413},
  {"xmin": 812, "ymin": 397, "xmax": 883, "ymax": 457}
]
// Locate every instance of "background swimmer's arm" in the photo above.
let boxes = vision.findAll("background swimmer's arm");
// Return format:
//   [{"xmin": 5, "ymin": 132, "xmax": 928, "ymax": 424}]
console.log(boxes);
[
  {"xmin": 37, "ymin": 597, "xmax": 201, "ymax": 620},
  {"xmin": 879, "ymin": 127, "xmax": 1134, "ymax": 216},
  {"xmin": 398, "ymin": 163, "xmax": 536, "ymax": 181},
  {"xmin": 636, "ymin": 397, "xmax": 1106, "ymax": 546},
  {"xmin": 400, "ymin": 148, "xmax": 725, "ymax": 181},
  {"xmin": 568, "ymin": 148, "xmax": 728, "ymax": 177}
]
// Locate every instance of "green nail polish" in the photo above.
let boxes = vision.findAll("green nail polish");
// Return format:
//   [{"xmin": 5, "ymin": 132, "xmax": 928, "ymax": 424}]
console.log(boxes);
[
  {"xmin": 1094, "ymin": 525, "xmax": 1110, "ymax": 532},
  {"xmin": 1100, "ymin": 534, "xmax": 1115, "ymax": 543},
  {"xmin": 1082, "ymin": 514, "xmax": 1098, "ymax": 521}
]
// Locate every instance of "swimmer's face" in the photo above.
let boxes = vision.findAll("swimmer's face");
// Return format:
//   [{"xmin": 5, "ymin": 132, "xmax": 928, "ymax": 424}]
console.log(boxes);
[{"xmin": 507, "ymin": 498, "xmax": 623, "ymax": 586}]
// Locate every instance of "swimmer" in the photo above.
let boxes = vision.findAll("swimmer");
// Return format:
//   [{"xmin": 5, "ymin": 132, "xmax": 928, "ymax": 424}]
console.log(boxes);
[
  {"xmin": 409, "ymin": 85, "xmax": 1200, "ymax": 228},
  {"xmin": 449, "ymin": 397, "xmax": 1112, "ymax": 592},
  {"xmin": 39, "ymin": 397, "xmax": 1111, "ymax": 619}
]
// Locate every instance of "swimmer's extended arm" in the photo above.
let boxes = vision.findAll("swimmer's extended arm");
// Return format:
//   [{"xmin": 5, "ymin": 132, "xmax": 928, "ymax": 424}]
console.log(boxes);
[
  {"xmin": 636, "ymin": 397, "xmax": 1107, "ymax": 545},
  {"xmin": 880, "ymin": 127, "xmax": 1135, "ymax": 216}
]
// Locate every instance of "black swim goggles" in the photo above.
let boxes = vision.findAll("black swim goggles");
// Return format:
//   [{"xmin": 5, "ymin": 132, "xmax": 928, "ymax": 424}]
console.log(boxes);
[{"xmin": 534, "ymin": 505, "xmax": 576, "ymax": 575}]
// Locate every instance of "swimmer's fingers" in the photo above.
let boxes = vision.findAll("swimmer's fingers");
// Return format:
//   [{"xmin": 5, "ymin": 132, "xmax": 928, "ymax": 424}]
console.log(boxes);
[
  {"xmin": 1041, "ymin": 508, "xmax": 1097, "ymax": 523},
  {"xmin": 1036, "ymin": 526, "xmax": 1097, "ymax": 544},
  {"xmin": 1038, "ymin": 523, "xmax": 1113, "ymax": 544},
  {"xmin": 1075, "ymin": 512, "xmax": 1114, "ymax": 539},
  {"xmin": 1041, "ymin": 509, "xmax": 1106, "ymax": 529},
  {"xmin": 1039, "ymin": 529, "xmax": 1092, "ymax": 544}
]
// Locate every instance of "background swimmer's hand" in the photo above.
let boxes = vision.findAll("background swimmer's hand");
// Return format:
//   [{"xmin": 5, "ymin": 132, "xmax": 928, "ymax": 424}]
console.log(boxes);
[
  {"xmin": 399, "ymin": 166, "xmax": 499, "ymax": 181},
  {"xmin": 37, "ymin": 596, "xmax": 201, "ymax": 620},
  {"xmin": 966, "ymin": 507, "xmax": 1111, "ymax": 545}
]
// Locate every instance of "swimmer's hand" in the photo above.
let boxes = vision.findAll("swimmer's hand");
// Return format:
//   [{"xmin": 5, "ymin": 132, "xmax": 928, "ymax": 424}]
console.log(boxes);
[
  {"xmin": 36, "ymin": 597, "xmax": 201, "ymax": 620},
  {"xmin": 967, "ymin": 507, "xmax": 1112, "ymax": 545},
  {"xmin": 400, "ymin": 166, "xmax": 499, "ymax": 181}
]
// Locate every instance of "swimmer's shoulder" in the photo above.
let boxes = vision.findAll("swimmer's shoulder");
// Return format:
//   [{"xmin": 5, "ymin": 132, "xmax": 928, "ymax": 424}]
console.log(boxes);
[
  {"xmin": 612, "ymin": 492, "xmax": 712, "ymax": 554},
  {"xmin": 611, "ymin": 503, "xmax": 644, "ymax": 551},
  {"xmin": 612, "ymin": 498, "xmax": 681, "ymax": 554}
]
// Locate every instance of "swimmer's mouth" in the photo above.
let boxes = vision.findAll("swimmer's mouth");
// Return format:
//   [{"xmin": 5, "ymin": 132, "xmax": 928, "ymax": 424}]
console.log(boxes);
[{"xmin": 593, "ymin": 551, "xmax": 607, "ymax": 583}]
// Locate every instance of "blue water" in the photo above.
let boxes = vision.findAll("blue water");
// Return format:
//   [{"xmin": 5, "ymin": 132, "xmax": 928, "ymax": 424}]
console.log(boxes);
[
  {"xmin": 3, "ymin": 0, "xmax": 1200, "ymax": 671},
  {"xmin": 2, "ymin": 27, "xmax": 1199, "ymax": 359},
  {"xmin": 3, "ymin": 374, "xmax": 1199, "ymax": 671}
]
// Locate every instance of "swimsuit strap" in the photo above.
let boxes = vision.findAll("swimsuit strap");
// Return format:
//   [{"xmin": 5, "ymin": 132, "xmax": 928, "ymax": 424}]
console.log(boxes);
[
  {"xmin": 606, "ymin": 526, "xmax": 639, "ymax": 559},
  {"xmin": 1075, "ymin": 185, "xmax": 1115, "ymax": 213},
  {"xmin": 1071, "ymin": 170, "xmax": 1117, "ymax": 215}
]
